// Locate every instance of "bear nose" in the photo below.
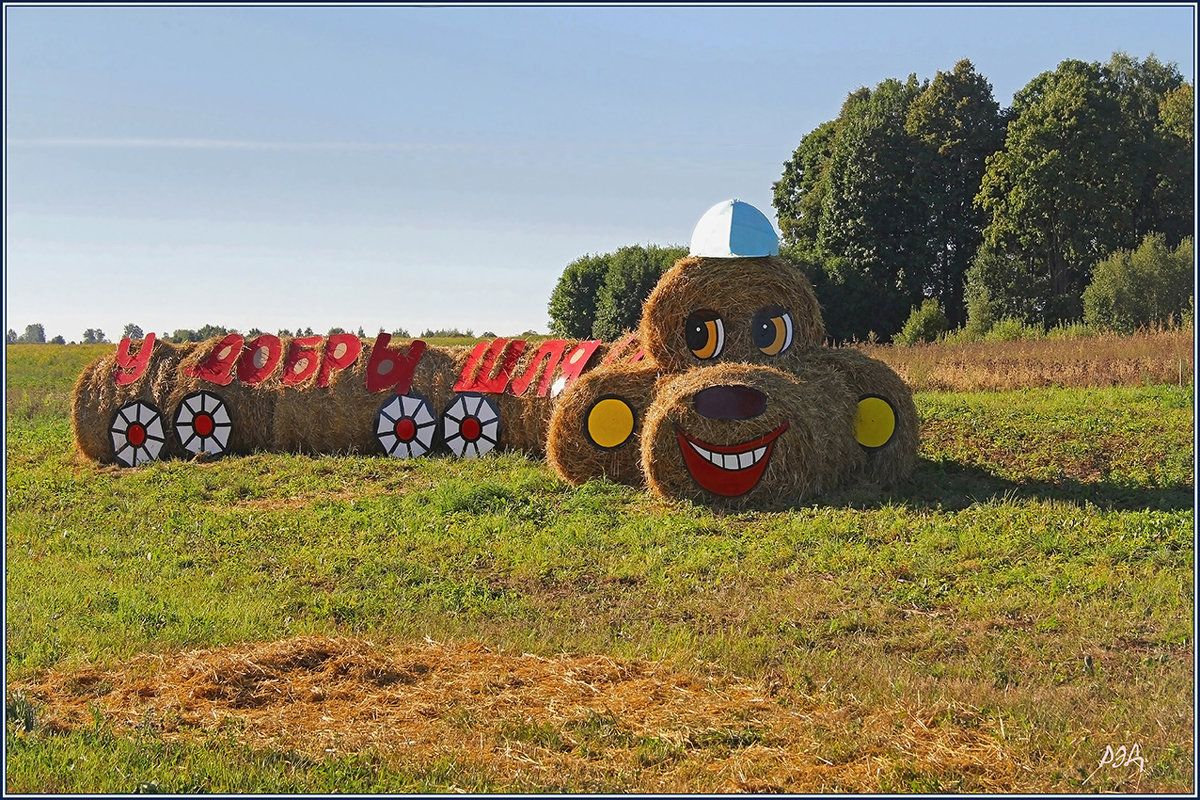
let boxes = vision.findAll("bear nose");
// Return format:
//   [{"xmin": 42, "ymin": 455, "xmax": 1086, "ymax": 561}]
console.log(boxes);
[{"xmin": 693, "ymin": 385, "xmax": 767, "ymax": 420}]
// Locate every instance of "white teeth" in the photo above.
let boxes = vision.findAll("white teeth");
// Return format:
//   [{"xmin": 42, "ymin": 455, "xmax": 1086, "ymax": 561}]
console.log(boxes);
[{"xmin": 687, "ymin": 439, "xmax": 768, "ymax": 471}]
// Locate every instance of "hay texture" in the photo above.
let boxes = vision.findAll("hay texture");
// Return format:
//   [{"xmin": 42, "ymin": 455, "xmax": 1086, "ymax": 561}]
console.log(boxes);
[
  {"xmin": 639, "ymin": 256, "xmax": 825, "ymax": 373},
  {"xmin": 639, "ymin": 362, "xmax": 861, "ymax": 510},
  {"xmin": 72, "ymin": 333, "xmax": 619, "ymax": 466},
  {"xmin": 71, "ymin": 338, "xmax": 193, "ymax": 464},
  {"xmin": 546, "ymin": 361, "xmax": 662, "ymax": 488},
  {"xmin": 796, "ymin": 347, "xmax": 920, "ymax": 487}
]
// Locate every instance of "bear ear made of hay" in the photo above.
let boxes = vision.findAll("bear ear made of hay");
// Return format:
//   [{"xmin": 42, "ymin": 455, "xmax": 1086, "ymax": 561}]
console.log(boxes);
[{"xmin": 689, "ymin": 199, "xmax": 779, "ymax": 258}]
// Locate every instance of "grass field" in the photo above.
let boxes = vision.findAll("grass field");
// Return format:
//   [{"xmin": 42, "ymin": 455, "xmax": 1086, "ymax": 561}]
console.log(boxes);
[{"xmin": 4, "ymin": 338, "xmax": 1195, "ymax": 793}]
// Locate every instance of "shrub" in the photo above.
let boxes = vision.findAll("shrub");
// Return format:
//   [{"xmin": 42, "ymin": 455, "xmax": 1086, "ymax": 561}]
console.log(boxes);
[
  {"xmin": 895, "ymin": 299, "xmax": 949, "ymax": 345},
  {"xmin": 985, "ymin": 317, "xmax": 1042, "ymax": 342},
  {"xmin": 1083, "ymin": 234, "xmax": 1194, "ymax": 334}
]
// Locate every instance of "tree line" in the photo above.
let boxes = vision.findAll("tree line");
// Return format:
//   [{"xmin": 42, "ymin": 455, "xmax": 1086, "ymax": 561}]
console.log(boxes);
[{"xmin": 548, "ymin": 53, "xmax": 1193, "ymax": 343}]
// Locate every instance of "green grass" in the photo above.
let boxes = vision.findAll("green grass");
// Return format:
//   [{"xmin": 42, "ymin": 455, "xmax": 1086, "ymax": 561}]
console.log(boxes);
[{"xmin": 4, "ymin": 343, "xmax": 1194, "ymax": 792}]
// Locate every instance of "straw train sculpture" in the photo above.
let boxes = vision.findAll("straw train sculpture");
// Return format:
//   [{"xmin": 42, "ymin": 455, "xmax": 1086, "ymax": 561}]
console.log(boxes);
[{"xmin": 72, "ymin": 200, "xmax": 917, "ymax": 509}]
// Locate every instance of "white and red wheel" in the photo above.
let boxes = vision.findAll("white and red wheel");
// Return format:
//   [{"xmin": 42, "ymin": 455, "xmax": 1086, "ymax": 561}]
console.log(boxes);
[
  {"xmin": 173, "ymin": 391, "xmax": 232, "ymax": 457},
  {"xmin": 441, "ymin": 392, "xmax": 501, "ymax": 458},
  {"xmin": 375, "ymin": 392, "xmax": 436, "ymax": 458},
  {"xmin": 109, "ymin": 400, "xmax": 167, "ymax": 467}
]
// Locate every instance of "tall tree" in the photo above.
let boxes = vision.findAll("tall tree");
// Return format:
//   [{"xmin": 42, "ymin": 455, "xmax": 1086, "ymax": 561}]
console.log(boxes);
[
  {"xmin": 1105, "ymin": 53, "xmax": 1191, "ymax": 247},
  {"xmin": 976, "ymin": 59, "xmax": 1136, "ymax": 324},
  {"xmin": 122, "ymin": 323, "xmax": 144, "ymax": 340},
  {"xmin": 816, "ymin": 75, "xmax": 929, "ymax": 337},
  {"xmin": 905, "ymin": 60, "xmax": 1006, "ymax": 326},
  {"xmin": 773, "ymin": 118, "xmax": 842, "ymax": 253},
  {"xmin": 81, "ymin": 328, "xmax": 107, "ymax": 344}
]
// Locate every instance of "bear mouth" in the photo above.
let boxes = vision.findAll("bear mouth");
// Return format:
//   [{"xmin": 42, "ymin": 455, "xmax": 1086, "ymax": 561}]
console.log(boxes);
[{"xmin": 674, "ymin": 421, "xmax": 789, "ymax": 497}]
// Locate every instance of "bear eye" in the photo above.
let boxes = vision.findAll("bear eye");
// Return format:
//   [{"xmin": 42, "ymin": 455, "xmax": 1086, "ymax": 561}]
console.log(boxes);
[
  {"xmin": 684, "ymin": 310, "xmax": 725, "ymax": 360},
  {"xmin": 752, "ymin": 306, "xmax": 794, "ymax": 356}
]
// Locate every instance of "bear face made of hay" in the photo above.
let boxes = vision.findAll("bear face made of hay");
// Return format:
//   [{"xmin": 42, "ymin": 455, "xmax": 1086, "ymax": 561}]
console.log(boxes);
[{"xmin": 546, "ymin": 200, "xmax": 918, "ymax": 509}]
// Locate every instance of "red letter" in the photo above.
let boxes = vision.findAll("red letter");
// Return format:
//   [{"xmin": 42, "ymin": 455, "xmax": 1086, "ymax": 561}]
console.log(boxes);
[
  {"xmin": 453, "ymin": 338, "xmax": 527, "ymax": 393},
  {"xmin": 237, "ymin": 334, "xmax": 282, "ymax": 385},
  {"xmin": 114, "ymin": 333, "xmax": 156, "ymax": 386},
  {"xmin": 317, "ymin": 333, "xmax": 362, "ymax": 387},
  {"xmin": 281, "ymin": 336, "xmax": 324, "ymax": 386},
  {"xmin": 552, "ymin": 340, "xmax": 603, "ymax": 395},
  {"xmin": 185, "ymin": 333, "xmax": 244, "ymax": 386},
  {"xmin": 602, "ymin": 332, "xmax": 645, "ymax": 365},
  {"xmin": 365, "ymin": 333, "xmax": 426, "ymax": 395},
  {"xmin": 507, "ymin": 339, "xmax": 567, "ymax": 397}
]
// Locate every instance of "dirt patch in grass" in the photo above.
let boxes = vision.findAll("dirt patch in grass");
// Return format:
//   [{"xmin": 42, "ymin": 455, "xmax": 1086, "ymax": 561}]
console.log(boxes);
[{"xmin": 7, "ymin": 636, "xmax": 1048, "ymax": 792}]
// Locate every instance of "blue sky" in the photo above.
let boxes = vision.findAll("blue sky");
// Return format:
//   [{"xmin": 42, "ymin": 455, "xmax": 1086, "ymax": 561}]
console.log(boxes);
[{"xmin": 5, "ymin": 3, "xmax": 1196, "ymax": 342}]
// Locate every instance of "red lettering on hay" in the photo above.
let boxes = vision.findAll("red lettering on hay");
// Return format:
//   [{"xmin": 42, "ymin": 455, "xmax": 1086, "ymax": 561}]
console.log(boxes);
[
  {"xmin": 186, "ymin": 333, "xmax": 244, "ymax": 386},
  {"xmin": 237, "ymin": 334, "xmax": 283, "ymax": 385},
  {"xmin": 365, "ymin": 333, "xmax": 426, "ymax": 395},
  {"xmin": 317, "ymin": 334, "xmax": 362, "ymax": 388},
  {"xmin": 601, "ymin": 332, "xmax": 645, "ymax": 365},
  {"xmin": 114, "ymin": 333, "xmax": 157, "ymax": 385},
  {"xmin": 281, "ymin": 336, "xmax": 324, "ymax": 386},
  {"xmin": 507, "ymin": 339, "xmax": 567, "ymax": 397},
  {"xmin": 556, "ymin": 340, "xmax": 603, "ymax": 392},
  {"xmin": 454, "ymin": 338, "xmax": 527, "ymax": 393}
]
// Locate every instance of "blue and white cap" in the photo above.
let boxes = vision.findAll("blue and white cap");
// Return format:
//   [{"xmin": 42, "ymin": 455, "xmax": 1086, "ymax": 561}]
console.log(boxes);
[{"xmin": 688, "ymin": 199, "xmax": 780, "ymax": 258}]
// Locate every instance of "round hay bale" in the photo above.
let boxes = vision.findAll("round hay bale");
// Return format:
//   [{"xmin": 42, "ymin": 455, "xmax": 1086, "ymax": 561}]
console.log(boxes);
[
  {"xmin": 546, "ymin": 361, "xmax": 663, "ymax": 488},
  {"xmin": 639, "ymin": 256, "xmax": 825, "ymax": 373},
  {"xmin": 640, "ymin": 362, "xmax": 862, "ymax": 510},
  {"xmin": 71, "ymin": 338, "xmax": 192, "ymax": 464},
  {"xmin": 795, "ymin": 347, "xmax": 920, "ymax": 487}
]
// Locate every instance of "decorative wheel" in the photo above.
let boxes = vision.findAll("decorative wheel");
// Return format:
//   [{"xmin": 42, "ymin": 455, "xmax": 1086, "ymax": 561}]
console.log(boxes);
[
  {"xmin": 109, "ymin": 400, "xmax": 167, "ymax": 467},
  {"xmin": 375, "ymin": 392, "xmax": 437, "ymax": 458},
  {"xmin": 441, "ymin": 392, "xmax": 501, "ymax": 458},
  {"xmin": 173, "ymin": 391, "xmax": 232, "ymax": 457}
]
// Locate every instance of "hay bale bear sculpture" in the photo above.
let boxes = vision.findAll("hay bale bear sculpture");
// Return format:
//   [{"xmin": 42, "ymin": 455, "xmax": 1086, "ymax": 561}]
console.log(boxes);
[{"xmin": 71, "ymin": 200, "xmax": 917, "ymax": 509}]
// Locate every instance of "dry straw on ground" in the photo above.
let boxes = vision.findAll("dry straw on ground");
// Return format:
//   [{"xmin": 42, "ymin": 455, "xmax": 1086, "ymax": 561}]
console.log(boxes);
[{"xmin": 13, "ymin": 635, "xmax": 1026, "ymax": 793}]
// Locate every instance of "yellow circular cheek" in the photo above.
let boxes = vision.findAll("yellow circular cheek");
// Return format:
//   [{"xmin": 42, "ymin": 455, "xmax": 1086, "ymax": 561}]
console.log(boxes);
[
  {"xmin": 586, "ymin": 397, "xmax": 636, "ymax": 449},
  {"xmin": 855, "ymin": 396, "xmax": 896, "ymax": 449}
]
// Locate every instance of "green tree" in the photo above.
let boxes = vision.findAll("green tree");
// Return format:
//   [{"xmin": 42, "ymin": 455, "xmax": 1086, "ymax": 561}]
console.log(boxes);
[
  {"xmin": 6, "ymin": 329, "xmax": 17, "ymax": 344},
  {"xmin": 49, "ymin": 335, "xmax": 66, "ymax": 345},
  {"xmin": 895, "ymin": 298, "xmax": 950, "ymax": 345},
  {"xmin": 773, "ymin": 118, "xmax": 840, "ymax": 253},
  {"xmin": 547, "ymin": 253, "xmax": 609, "ymax": 338},
  {"xmin": 591, "ymin": 245, "xmax": 688, "ymax": 339},
  {"xmin": 816, "ymin": 75, "xmax": 929, "ymax": 338},
  {"xmin": 122, "ymin": 323, "xmax": 144, "ymax": 340},
  {"xmin": 976, "ymin": 55, "xmax": 1189, "ymax": 326},
  {"xmin": 905, "ymin": 59, "xmax": 1006, "ymax": 326},
  {"xmin": 171, "ymin": 329, "xmax": 200, "ymax": 342},
  {"xmin": 962, "ymin": 243, "xmax": 1044, "ymax": 336},
  {"xmin": 1082, "ymin": 234, "xmax": 1194, "ymax": 334},
  {"xmin": 81, "ymin": 328, "xmax": 107, "ymax": 344},
  {"xmin": 1105, "ymin": 54, "xmax": 1192, "ymax": 247},
  {"xmin": 17, "ymin": 324, "xmax": 46, "ymax": 344}
]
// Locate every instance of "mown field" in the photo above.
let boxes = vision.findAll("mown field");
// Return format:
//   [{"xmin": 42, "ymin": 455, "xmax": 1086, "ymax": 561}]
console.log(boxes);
[{"xmin": 4, "ymin": 337, "xmax": 1195, "ymax": 793}]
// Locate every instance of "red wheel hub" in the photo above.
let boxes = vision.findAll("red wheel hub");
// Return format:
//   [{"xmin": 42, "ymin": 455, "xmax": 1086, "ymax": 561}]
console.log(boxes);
[
  {"xmin": 460, "ymin": 416, "xmax": 482, "ymax": 442},
  {"xmin": 394, "ymin": 417, "xmax": 417, "ymax": 442},
  {"xmin": 193, "ymin": 413, "xmax": 215, "ymax": 437},
  {"xmin": 127, "ymin": 423, "xmax": 147, "ymax": 447}
]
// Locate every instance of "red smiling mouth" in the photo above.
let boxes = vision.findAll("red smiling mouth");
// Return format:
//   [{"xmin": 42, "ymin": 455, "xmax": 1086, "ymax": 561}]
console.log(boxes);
[{"xmin": 674, "ymin": 422, "xmax": 789, "ymax": 497}]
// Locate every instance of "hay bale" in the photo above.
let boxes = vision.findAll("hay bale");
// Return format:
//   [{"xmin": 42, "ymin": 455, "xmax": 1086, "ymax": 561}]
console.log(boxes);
[
  {"xmin": 639, "ymin": 256, "xmax": 826, "ymax": 373},
  {"xmin": 546, "ymin": 361, "xmax": 663, "ymax": 488},
  {"xmin": 71, "ymin": 338, "xmax": 192, "ymax": 464},
  {"xmin": 639, "ymin": 362, "xmax": 862, "ymax": 510},
  {"xmin": 271, "ymin": 340, "xmax": 466, "ymax": 456},
  {"xmin": 795, "ymin": 347, "xmax": 920, "ymax": 487}
]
